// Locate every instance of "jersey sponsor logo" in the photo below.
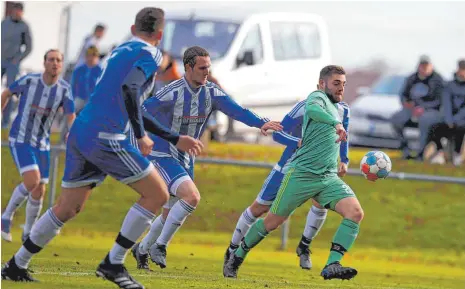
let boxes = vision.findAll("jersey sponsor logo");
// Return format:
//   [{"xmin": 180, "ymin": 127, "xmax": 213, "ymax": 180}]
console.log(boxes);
[
  {"xmin": 30, "ymin": 104, "xmax": 52, "ymax": 116},
  {"xmin": 177, "ymin": 115, "xmax": 207, "ymax": 124}
]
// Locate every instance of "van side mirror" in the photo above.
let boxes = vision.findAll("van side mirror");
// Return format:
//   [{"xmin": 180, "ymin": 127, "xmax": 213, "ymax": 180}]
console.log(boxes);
[{"xmin": 236, "ymin": 50, "xmax": 255, "ymax": 67}]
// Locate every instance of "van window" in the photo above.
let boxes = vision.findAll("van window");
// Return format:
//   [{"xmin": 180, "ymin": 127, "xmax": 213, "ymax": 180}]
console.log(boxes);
[
  {"xmin": 236, "ymin": 24, "xmax": 264, "ymax": 66},
  {"xmin": 271, "ymin": 22, "xmax": 321, "ymax": 61}
]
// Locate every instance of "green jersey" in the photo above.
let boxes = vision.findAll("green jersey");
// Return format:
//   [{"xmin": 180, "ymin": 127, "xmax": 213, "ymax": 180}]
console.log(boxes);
[{"xmin": 290, "ymin": 90, "xmax": 342, "ymax": 175}]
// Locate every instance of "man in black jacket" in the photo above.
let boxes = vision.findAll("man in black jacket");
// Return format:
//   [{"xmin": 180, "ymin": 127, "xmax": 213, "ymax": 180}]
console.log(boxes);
[{"xmin": 391, "ymin": 55, "xmax": 444, "ymax": 160}]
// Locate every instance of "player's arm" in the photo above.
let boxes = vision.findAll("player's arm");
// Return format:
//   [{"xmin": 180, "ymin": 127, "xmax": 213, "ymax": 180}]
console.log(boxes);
[
  {"xmin": 62, "ymin": 88, "xmax": 76, "ymax": 130},
  {"xmin": 141, "ymin": 103, "xmax": 179, "ymax": 145},
  {"xmin": 272, "ymin": 113, "xmax": 300, "ymax": 147},
  {"xmin": 306, "ymin": 95, "xmax": 341, "ymax": 126},
  {"xmin": 1, "ymin": 89, "xmax": 13, "ymax": 111},
  {"xmin": 122, "ymin": 66, "xmax": 178, "ymax": 142},
  {"xmin": 339, "ymin": 105, "xmax": 350, "ymax": 164},
  {"xmin": 1, "ymin": 75, "xmax": 27, "ymax": 111},
  {"xmin": 212, "ymin": 86, "xmax": 282, "ymax": 134}
]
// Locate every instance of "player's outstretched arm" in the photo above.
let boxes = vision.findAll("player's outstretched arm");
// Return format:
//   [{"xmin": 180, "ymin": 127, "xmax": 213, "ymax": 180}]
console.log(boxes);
[
  {"xmin": 306, "ymin": 96, "xmax": 346, "ymax": 142},
  {"xmin": 213, "ymin": 87, "xmax": 283, "ymax": 134},
  {"xmin": 272, "ymin": 104, "xmax": 302, "ymax": 147}
]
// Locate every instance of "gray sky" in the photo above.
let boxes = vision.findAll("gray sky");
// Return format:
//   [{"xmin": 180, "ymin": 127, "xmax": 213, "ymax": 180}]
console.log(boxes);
[{"xmin": 3, "ymin": 1, "xmax": 464, "ymax": 78}]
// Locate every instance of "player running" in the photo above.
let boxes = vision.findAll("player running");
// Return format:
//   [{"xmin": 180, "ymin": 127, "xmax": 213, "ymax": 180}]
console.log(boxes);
[
  {"xmin": 224, "ymin": 65, "xmax": 362, "ymax": 281},
  {"xmin": 131, "ymin": 46, "xmax": 283, "ymax": 270},
  {"xmin": 224, "ymin": 95, "xmax": 349, "ymax": 270},
  {"xmin": 1, "ymin": 49, "xmax": 76, "ymax": 243},
  {"xmin": 1, "ymin": 8, "xmax": 202, "ymax": 289}
]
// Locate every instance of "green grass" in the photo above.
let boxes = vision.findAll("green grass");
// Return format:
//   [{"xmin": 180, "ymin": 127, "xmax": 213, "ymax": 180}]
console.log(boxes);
[
  {"xmin": 2, "ymin": 140, "xmax": 465, "ymax": 288},
  {"xmin": 1, "ymin": 229, "xmax": 464, "ymax": 289}
]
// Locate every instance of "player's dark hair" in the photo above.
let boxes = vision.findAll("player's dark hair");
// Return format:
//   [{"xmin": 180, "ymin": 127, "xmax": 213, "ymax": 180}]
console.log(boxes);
[
  {"xmin": 43, "ymin": 49, "xmax": 63, "ymax": 62},
  {"xmin": 94, "ymin": 23, "xmax": 106, "ymax": 32},
  {"xmin": 135, "ymin": 7, "xmax": 165, "ymax": 34},
  {"xmin": 319, "ymin": 65, "xmax": 346, "ymax": 80},
  {"xmin": 183, "ymin": 46, "xmax": 210, "ymax": 69}
]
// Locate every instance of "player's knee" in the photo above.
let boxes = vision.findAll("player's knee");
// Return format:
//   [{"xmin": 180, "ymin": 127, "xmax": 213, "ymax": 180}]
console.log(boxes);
[
  {"xmin": 23, "ymin": 175, "xmax": 41, "ymax": 192},
  {"xmin": 346, "ymin": 206, "xmax": 364, "ymax": 223},
  {"xmin": 30, "ymin": 184, "xmax": 46, "ymax": 200},
  {"xmin": 250, "ymin": 202, "xmax": 269, "ymax": 217},
  {"xmin": 183, "ymin": 190, "xmax": 200, "ymax": 207}
]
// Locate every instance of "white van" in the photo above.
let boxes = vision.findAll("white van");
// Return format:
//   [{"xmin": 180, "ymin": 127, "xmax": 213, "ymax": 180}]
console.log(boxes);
[{"xmin": 160, "ymin": 12, "xmax": 332, "ymax": 139}]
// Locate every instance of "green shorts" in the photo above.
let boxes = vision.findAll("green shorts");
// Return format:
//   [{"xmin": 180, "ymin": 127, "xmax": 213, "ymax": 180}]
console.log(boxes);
[{"xmin": 270, "ymin": 168, "xmax": 356, "ymax": 217}]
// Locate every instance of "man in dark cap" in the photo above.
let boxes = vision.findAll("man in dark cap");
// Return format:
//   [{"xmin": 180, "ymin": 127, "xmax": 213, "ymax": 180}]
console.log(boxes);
[{"xmin": 391, "ymin": 55, "xmax": 444, "ymax": 160}]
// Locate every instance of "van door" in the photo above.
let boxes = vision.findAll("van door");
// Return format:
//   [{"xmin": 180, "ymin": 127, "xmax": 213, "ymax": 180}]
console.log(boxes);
[{"xmin": 267, "ymin": 20, "xmax": 326, "ymax": 106}]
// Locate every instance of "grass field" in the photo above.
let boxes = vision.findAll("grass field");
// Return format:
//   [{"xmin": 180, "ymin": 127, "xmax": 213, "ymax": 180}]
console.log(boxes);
[{"xmin": 1, "ymin": 139, "xmax": 465, "ymax": 288}]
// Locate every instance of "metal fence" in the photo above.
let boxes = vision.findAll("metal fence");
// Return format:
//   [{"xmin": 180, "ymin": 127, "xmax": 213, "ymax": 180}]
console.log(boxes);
[{"xmin": 2, "ymin": 142, "xmax": 465, "ymax": 249}]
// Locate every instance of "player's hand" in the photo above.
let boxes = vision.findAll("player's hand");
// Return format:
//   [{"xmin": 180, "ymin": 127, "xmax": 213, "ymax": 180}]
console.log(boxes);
[
  {"xmin": 335, "ymin": 123, "xmax": 347, "ymax": 143},
  {"xmin": 338, "ymin": 162, "xmax": 348, "ymax": 177},
  {"xmin": 260, "ymin": 121, "xmax": 283, "ymax": 136},
  {"xmin": 137, "ymin": 135, "xmax": 154, "ymax": 156},
  {"xmin": 176, "ymin": 135, "xmax": 204, "ymax": 157}
]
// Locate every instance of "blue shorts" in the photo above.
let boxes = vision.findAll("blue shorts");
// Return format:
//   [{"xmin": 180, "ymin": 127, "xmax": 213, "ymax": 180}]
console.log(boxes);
[
  {"xmin": 61, "ymin": 125, "xmax": 154, "ymax": 188},
  {"xmin": 256, "ymin": 168, "xmax": 285, "ymax": 205},
  {"xmin": 149, "ymin": 156, "xmax": 193, "ymax": 197},
  {"xmin": 9, "ymin": 141, "xmax": 50, "ymax": 184}
]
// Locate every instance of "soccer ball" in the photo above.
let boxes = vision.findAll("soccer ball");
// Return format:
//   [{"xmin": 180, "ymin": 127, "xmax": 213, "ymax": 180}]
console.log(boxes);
[{"xmin": 360, "ymin": 151, "xmax": 392, "ymax": 181}]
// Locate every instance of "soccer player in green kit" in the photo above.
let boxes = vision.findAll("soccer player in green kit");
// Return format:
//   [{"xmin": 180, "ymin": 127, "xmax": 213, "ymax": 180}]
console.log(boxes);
[{"xmin": 223, "ymin": 65, "xmax": 362, "ymax": 280}]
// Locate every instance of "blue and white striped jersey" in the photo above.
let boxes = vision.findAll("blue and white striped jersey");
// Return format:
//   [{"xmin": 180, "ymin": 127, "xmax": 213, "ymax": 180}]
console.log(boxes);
[
  {"xmin": 76, "ymin": 37, "xmax": 162, "ymax": 137},
  {"xmin": 8, "ymin": 73, "xmax": 74, "ymax": 150},
  {"xmin": 142, "ymin": 77, "xmax": 269, "ymax": 168},
  {"xmin": 272, "ymin": 100, "xmax": 350, "ymax": 170}
]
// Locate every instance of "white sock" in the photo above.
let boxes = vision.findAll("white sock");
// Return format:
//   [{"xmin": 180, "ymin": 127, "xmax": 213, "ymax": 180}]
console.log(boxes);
[
  {"xmin": 15, "ymin": 209, "xmax": 63, "ymax": 269},
  {"xmin": 302, "ymin": 206, "xmax": 327, "ymax": 241},
  {"xmin": 23, "ymin": 197, "xmax": 43, "ymax": 236},
  {"xmin": 2, "ymin": 183, "xmax": 29, "ymax": 220},
  {"xmin": 109, "ymin": 203, "xmax": 155, "ymax": 264},
  {"xmin": 139, "ymin": 215, "xmax": 165, "ymax": 255},
  {"xmin": 155, "ymin": 200, "xmax": 195, "ymax": 246},
  {"xmin": 230, "ymin": 207, "xmax": 257, "ymax": 247}
]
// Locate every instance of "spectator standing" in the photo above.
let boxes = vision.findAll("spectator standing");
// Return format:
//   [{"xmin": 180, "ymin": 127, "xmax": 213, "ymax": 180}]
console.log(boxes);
[
  {"xmin": 1, "ymin": 2, "xmax": 32, "ymax": 128},
  {"xmin": 75, "ymin": 24, "xmax": 106, "ymax": 68}
]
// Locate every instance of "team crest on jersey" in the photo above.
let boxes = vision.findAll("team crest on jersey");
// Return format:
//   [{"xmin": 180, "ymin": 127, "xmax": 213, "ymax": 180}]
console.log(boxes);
[{"xmin": 205, "ymin": 96, "xmax": 211, "ymax": 108}]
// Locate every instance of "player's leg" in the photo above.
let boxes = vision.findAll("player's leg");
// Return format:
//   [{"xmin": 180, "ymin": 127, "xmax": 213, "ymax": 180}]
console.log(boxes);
[
  {"xmin": 315, "ymin": 177, "xmax": 362, "ymax": 280},
  {"xmin": 150, "ymin": 169, "xmax": 198, "ymax": 269},
  {"xmin": 224, "ymin": 168, "xmax": 317, "ymax": 278},
  {"xmin": 134, "ymin": 199, "xmax": 174, "ymax": 270},
  {"xmin": 93, "ymin": 140, "xmax": 169, "ymax": 272},
  {"xmin": 1, "ymin": 131, "xmax": 101, "ymax": 282},
  {"xmin": 226, "ymin": 169, "xmax": 284, "ymax": 261},
  {"xmin": 296, "ymin": 200, "xmax": 327, "ymax": 269},
  {"xmin": 390, "ymin": 108, "xmax": 414, "ymax": 158},
  {"xmin": 2, "ymin": 143, "xmax": 42, "ymax": 242},
  {"xmin": 22, "ymin": 148, "xmax": 51, "ymax": 242}
]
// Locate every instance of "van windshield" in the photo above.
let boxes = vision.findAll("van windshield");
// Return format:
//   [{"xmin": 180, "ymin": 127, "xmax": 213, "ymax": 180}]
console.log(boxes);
[{"xmin": 160, "ymin": 19, "xmax": 240, "ymax": 60}]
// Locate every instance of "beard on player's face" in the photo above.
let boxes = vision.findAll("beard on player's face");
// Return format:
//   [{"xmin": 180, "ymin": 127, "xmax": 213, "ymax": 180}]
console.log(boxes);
[{"xmin": 322, "ymin": 83, "xmax": 342, "ymax": 103}]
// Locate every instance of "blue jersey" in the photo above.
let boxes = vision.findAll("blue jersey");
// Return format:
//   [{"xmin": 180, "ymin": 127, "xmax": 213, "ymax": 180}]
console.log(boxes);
[
  {"xmin": 70, "ymin": 64, "xmax": 102, "ymax": 101},
  {"xmin": 8, "ymin": 73, "xmax": 74, "ymax": 150},
  {"xmin": 143, "ymin": 77, "xmax": 269, "ymax": 168},
  {"xmin": 76, "ymin": 37, "xmax": 162, "ymax": 136},
  {"xmin": 272, "ymin": 100, "xmax": 350, "ymax": 169}
]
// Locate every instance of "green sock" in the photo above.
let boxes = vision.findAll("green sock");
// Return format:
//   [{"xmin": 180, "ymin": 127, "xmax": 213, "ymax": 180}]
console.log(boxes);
[
  {"xmin": 326, "ymin": 218, "xmax": 359, "ymax": 265},
  {"xmin": 235, "ymin": 219, "xmax": 269, "ymax": 259}
]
